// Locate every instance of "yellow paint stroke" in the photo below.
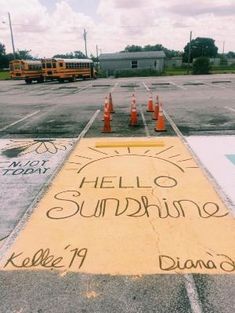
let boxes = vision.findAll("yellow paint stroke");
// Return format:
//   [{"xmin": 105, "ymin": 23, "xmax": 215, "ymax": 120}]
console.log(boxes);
[
  {"xmin": 1, "ymin": 137, "xmax": 234, "ymax": 275},
  {"xmin": 95, "ymin": 140, "xmax": 164, "ymax": 148}
]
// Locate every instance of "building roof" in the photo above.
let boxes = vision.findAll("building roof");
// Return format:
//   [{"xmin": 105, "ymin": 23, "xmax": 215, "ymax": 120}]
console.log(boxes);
[
  {"xmin": 42, "ymin": 58, "xmax": 93, "ymax": 63},
  {"xmin": 99, "ymin": 51, "xmax": 166, "ymax": 60},
  {"xmin": 10, "ymin": 60, "xmax": 41, "ymax": 64}
]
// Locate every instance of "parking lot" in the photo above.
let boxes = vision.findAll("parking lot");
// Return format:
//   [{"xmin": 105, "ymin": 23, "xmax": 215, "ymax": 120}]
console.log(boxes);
[{"xmin": 0, "ymin": 74, "xmax": 235, "ymax": 313}]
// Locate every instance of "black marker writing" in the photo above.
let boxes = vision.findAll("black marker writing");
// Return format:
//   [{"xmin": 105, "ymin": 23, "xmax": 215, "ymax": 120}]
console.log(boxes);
[
  {"xmin": 159, "ymin": 253, "xmax": 235, "ymax": 272},
  {"xmin": 4, "ymin": 245, "xmax": 88, "ymax": 270},
  {"xmin": 46, "ymin": 190, "xmax": 228, "ymax": 220}
]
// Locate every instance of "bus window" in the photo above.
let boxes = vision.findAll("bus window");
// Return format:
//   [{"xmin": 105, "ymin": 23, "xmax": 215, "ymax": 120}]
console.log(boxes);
[{"xmin": 46, "ymin": 63, "xmax": 52, "ymax": 68}]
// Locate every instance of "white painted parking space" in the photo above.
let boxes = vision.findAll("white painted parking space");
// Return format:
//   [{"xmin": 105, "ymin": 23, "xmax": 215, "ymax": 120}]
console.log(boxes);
[
  {"xmin": 186, "ymin": 136, "xmax": 235, "ymax": 214},
  {"xmin": 0, "ymin": 138, "xmax": 74, "ymax": 243}
]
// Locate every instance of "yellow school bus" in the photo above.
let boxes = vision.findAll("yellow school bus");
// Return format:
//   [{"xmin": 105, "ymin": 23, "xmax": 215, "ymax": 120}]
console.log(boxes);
[
  {"xmin": 41, "ymin": 58, "xmax": 96, "ymax": 82},
  {"xmin": 9, "ymin": 59, "xmax": 44, "ymax": 84}
]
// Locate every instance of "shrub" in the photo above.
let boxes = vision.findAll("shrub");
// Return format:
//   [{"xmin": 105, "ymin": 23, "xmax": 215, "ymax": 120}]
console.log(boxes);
[
  {"xmin": 192, "ymin": 57, "xmax": 211, "ymax": 74},
  {"xmin": 114, "ymin": 68, "xmax": 161, "ymax": 78}
]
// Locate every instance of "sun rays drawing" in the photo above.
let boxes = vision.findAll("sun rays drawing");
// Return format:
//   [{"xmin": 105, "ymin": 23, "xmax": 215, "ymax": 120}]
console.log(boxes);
[{"xmin": 65, "ymin": 143, "xmax": 199, "ymax": 174}]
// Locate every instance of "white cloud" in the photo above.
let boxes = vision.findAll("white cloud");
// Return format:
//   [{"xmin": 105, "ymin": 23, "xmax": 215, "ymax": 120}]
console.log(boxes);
[{"xmin": 0, "ymin": 0, "xmax": 235, "ymax": 57}]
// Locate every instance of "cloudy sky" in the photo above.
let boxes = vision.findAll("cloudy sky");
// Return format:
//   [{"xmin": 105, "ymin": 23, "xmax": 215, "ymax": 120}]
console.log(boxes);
[{"xmin": 0, "ymin": 0, "xmax": 235, "ymax": 58}]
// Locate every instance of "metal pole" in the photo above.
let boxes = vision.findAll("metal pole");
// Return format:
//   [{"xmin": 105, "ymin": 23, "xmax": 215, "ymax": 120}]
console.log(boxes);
[
  {"xmin": 83, "ymin": 29, "xmax": 88, "ymax": 57},
  {"xmin": 187, "ymin": 30, "xmax": 192, "ymax": 74},
  {"xmin": 8, "ymin": 12, "xmax": 16, "ymax": 59}
]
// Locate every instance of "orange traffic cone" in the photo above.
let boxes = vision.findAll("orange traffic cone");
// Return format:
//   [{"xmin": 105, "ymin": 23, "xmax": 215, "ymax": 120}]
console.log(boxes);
[
  {"xmin": 130, "ymin": 98, "xmax": 138, "ymax": 126},
  {"xmin": 102, "ymin": 96, "xmax": 112, "ymax": 121},
  {"xmin": 152, "ymin": 95, "xmax": 160, "ymax": 120},
  {"xmin": 131, "ymin": 93, "xmax": 136, "ymax": 106},
  {"xmin": 146, "ymin": 94, "xmax": 154, "ymax": 112},
  {"xmin": 108, "ymin": 92, "xmax": 115, "ymax": 113},
  {"xmin": 155, "ymin": 103, "xmax": 166, "ymax": 132},
  {"xmin": 102, "ymin": 103, "xmax": 112, "ymax": 133}
]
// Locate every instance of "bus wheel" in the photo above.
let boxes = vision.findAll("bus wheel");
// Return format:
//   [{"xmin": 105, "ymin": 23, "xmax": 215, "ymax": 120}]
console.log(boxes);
[
  {"xmin": 69, "ymin": 76, "xmax": 75, "ymax": 82},
  {"xmin": 25, "ymin": 79, "xmax": 32, "ymax": 84},
  {"xmin": 58, "ymin": 78, "xmax": 64, "ymax": 83}
]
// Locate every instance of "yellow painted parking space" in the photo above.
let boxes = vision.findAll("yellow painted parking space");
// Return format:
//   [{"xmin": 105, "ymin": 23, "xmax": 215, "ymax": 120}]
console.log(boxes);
[{"xmin": 1, "ymin": 137, "xmax": 234, "ymax": 275}]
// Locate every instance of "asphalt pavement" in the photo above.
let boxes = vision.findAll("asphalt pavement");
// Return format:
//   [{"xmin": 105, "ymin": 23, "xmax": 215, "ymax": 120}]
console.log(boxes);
[{"xmin": 0, "ymin": 74, "xmax": 235, "ymax": 313}]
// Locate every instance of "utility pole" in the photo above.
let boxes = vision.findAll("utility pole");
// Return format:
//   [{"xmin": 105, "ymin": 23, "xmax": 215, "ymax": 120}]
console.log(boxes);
[
  {"xmin": 96, "ymin": 44, "xmax": 99, "ymax": 60},
  {"xmin": 8, "ymin": 12, "xmax": 16, "ymax": 59},
  {"xmin": 95, "ymin": 44, "xmax": 99, "ymax": 71},
  {"xmin": 83, "ymin": 29, "xmax": 88, "ymax": 57},
  {"xmin": 187, "ymin": 30, "xmax": 192, "ymax": 74},
  {"xmin": 222, "ymin": 41, "xmax": 225, "ymax": 55}
]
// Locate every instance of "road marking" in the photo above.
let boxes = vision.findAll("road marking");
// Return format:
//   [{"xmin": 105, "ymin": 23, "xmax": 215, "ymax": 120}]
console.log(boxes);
[
  {"xmin": 110, "ymin": 81, "xmax": 119, "ymax": 93},
  {"xmin": 169, "ymin": 81, "xmax": 186, "ymax": 90},
  {"xmin": 184, "ymin": 274, "xmax": 203, "ymax": 313},
  {"xmin": 0, "ymin": 110, "xmax": 40, "ymax": 132},
  {"xmin": 140, "ymin": 105, "xmax": 150, "ymax": 137},
  {"xmin": 60, "ymin": 83, "xmax": 93, "ymax": 96},
  {"xmin": 77, "ymin": 110, "xmax": 100, "ymax": 141},
  {"xmin": 76, "ymin": 83, "xmax": 93, "ymax": 93},
  {"xmin": 225, "ymin": 106, "xmax": 235, "ymax": 113},
  {"xmin": 143, "ymin": 82, "xmax": 150, "ymax": 92},
  {"xmin": 163, "ymin": 109, "xmax": 184, "ymax": 139},
  {"xmin": 203, "ymin": 81, "xmax": 227, "ymax": 89}
]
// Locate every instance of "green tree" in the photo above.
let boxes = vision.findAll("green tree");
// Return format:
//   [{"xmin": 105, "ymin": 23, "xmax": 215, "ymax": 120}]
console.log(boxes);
[
  {"xmin": 192, "ymin": 57, "xmax": 211, "ymax": 74},
  {"xmin": 74, "ymin": 50, "xmax": 86, "ymax": 58},
  {"xmin": 143, "ymin": 44, "xmax": 164, "ymax": 51},
  {"xmin": 0, "ymin": 43, "xmax": 6, "ymax": 55},
  {"xmin": 122, "ymin": 44, "xmax": 182, "ymax": 58},
  {"xmin": 183, "ymin": 37, "xmax": 218, "ymax": 62},
  {"xmin": 122, "ymin": 45, "xmax": 142, "ymax": 52},
  {"xmin": 17, "ymin": 50, "xmax": 33, "ymax": 60},
  {"xmin": 0, "ymin": 42, "xmax": 8, "ymax": 69},
  {"xmin": 53, "ymin": 51, "xmax": 86, "ymax": 59},
  {"xmin": 227, "ymin": 51, "xmax": 235, "ymax": 58}
]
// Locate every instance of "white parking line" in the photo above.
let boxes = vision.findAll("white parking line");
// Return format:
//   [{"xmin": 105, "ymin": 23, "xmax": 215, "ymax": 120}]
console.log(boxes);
[
  {"xmin": 140, "ymin": 105, "xmax": 150, "ymax": 137},
  {"xmin": 225, "ymin": 106, "xmax": 235, "ymax": 113},
  {"xmin": 110, "ymin": 81, "xmax": 119, "ymax": 93},
  {"xmin": 169, "ymin": 81, "xmax": 187, "ymax": 90},
  {"xmin": 203, "ymin": 81, "xmax": 227, "ymax": 89},
  {"xmin": 155, "ymin": 106, "xmax": 204, "ymax": 312},
  {"xmin": 0, "ymin": 110, "xmax": 41, "ymax": 132},
  {"xmin": 184, "ymin": 274, "xmax": 203, "ymax": 313},
  {"xmin": 77, "ymin": 83, "xmax": 93, "ymax": 93},
  {"xmin": 143, "ymin": 82, "xmax": 150, "ymax": 92},
  {"xmin": 163, "ymin": 108, "xmax": 235, "ymax": 311},
  {"xmin": 77, "ymin": 109, "xmax": 100, "ymax": 140}
]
